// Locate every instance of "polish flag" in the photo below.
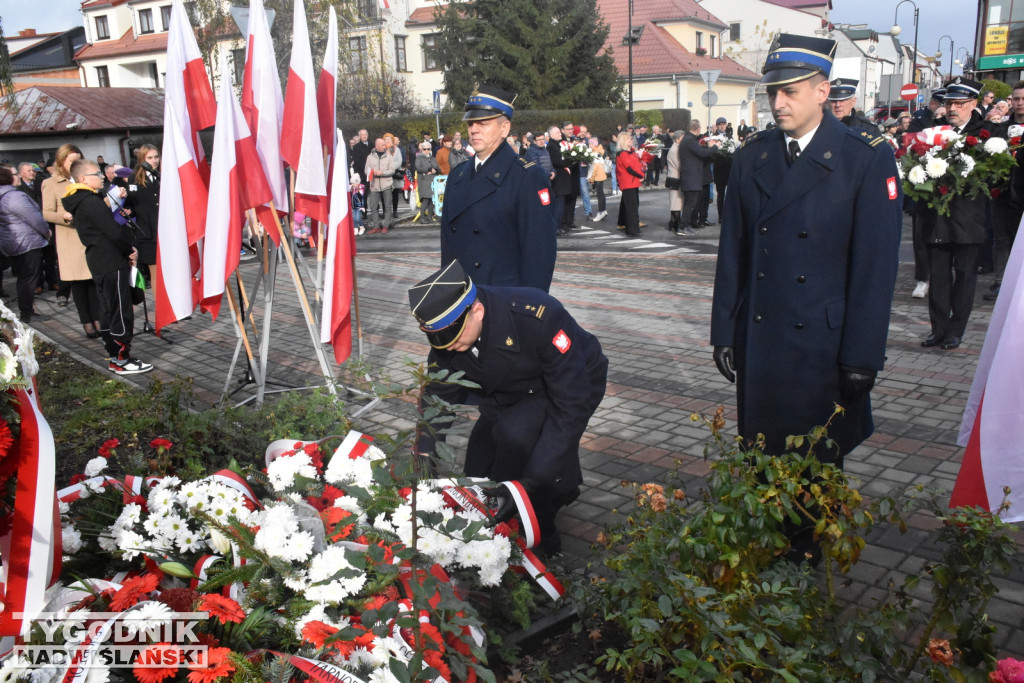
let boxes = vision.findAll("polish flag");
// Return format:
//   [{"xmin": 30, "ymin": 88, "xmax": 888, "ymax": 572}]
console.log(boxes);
[
  {"xmin": 201, "ymin": 55, "xmax": 273, "ymax": 320},
  {"xmin": 155, "ymin": 99, "xmax": 209, "ymax": 332},
  {"xmin": 952, "ymin": 215, "xmax": 1024, "ymax": 522},
  {"xmin": 281, "ymin": 0, "xmax": 328, "ymax": 225},
  {"xmin": 241, "ymin": 0, "xmax": 288, "ymax": 244},
  {"xmin": 316, "ymin": 6, "xmax": 338, "ymax": 164},
  {"xmin": 164, "ymin": 0, "xmax": 216, "ymax": 169},
  {"xmin": 321, "ymin": 130, "xmax": 354, "ymax": 364}
]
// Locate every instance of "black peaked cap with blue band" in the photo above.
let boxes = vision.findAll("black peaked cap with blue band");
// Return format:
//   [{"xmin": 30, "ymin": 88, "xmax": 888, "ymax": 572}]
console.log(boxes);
[
  {"xmin": 827, "ymin": 77, "xmax": 858, "ymax": 101},
  {"xmin": 463, "ymin": 84, "xmax": 516, "ymax": 122},
  {"xmin": 761, "ymin": 33, "xmax": 836, "ymax": 86},
  {"xmin": 931, "ymin": 87, "xmax": 947, "ymax": 103},
  {"xmin": 409, "ymin": 261, "xmax": 478, "ymax": 349},
  {"xmin": 943, "ymin": 77, "xmax": 983, "ymax": 101}
]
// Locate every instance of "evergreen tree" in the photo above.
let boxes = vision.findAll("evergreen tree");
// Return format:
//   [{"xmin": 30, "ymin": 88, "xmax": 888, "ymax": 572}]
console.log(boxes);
[{"xmin": 434, "ymin": 0, "xmax": 622, "ymax": 111}]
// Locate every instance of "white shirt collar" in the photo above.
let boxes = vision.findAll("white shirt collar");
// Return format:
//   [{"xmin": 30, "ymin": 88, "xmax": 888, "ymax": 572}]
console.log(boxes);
[{"xmin": 784, "ymin": 123, "xmax": 821, "ymax": 154}]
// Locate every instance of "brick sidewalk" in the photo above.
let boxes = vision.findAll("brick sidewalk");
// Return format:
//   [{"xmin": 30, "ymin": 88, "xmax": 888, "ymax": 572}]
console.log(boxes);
[{"xmin": 25, "ymin": 227, "xmax": 1024, "ymax": 657}]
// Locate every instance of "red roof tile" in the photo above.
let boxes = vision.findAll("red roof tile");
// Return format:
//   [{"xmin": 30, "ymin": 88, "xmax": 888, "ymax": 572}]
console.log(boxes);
[
  {"xmin": 0, "ymin": 85, "xmax": 164, "ymax": 136},
  {"xmin": 406, "ymin": 4, "xmax": 445, "ymax": 27},
  {"xmin": 75, "ymin": 28, "xmax": 167, "ymax": 61},
  {"xmin": 596, "ymin": 0, "xmax": 759, "ymax": 81},
  {"xmin": 80, "ymin": 0, "xmax": 129, "ymax": 10}
]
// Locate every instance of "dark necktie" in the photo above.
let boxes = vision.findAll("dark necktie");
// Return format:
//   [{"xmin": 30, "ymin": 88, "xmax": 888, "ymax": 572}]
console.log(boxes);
[{"xmin": 788, "ymin": 140, "xmax": 801, "ymax": 165}]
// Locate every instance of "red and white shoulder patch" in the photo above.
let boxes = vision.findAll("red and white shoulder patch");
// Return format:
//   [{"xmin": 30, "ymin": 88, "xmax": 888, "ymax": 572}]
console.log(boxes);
[
  {"xmin": 538, "ymin": 188, "xmax": 551, "ymax": 205},
  {"xmin": 552, "ymin": 330, "xmax": 571, "ymax": 353},
  {"xmin": 887, "ymin": 176, "xmax": 898, "ymax": 200}
]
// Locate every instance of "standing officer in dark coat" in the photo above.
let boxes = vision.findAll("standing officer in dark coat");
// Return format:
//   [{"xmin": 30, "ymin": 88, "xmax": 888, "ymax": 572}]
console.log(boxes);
[
  {"xmin": 677, "ymin": 120, "xmax": 720, "ymax": 236},
  {"xmin": 711, "ymin": 33, "xmax": 902, "ymax": 464},
  {"xmin": 918, "ymin": 78, "xmax": 1000, "ymax": 351},
  {"xmin": 440, "ymin": 85, "xmax": 557, "ymax": 292},
  {"xmin": 828, "ymin": 78, "xmax": 879, "ymax": 134},
  {"xmin": 547, "ymin": 123, "xmax": 580, "ymax": 236},
  {"xmin": 409, "ymin": 261, "xmax": 608, "ymax": 555}
]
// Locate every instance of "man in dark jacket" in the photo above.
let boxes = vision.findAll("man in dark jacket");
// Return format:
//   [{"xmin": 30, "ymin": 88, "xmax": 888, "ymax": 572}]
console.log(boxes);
[
  {"xmin": 409, "ymin": 260, "xmax": 607, "ymax": 556},
  {"xmin": 64, "ymin": 159, "xmax": 152, "ymax": 375},
  {"xmin": 349, "ymin": 129, "xmax": 371, "ymax": 181},
  {"xmin": 548, "ymin": 123, "xmax": 580, "ymax": 235},
  {"xmin": 678, "ymin": 120, "xmax": 720, "ymax": 235},
  {"xmin": 0, "ymin": 166, "xmax": 50, "ymax": 321},
  {"xmin": 828, "ymin": 78, "xmax": 879, "ymax": 134},
  {"xmin": 918, "ymin": 78, "xmax": 1000, "ymax": 350},
  {"xmin": 711, "ymin": 33, "xmax": 901, "ymax": 464}
]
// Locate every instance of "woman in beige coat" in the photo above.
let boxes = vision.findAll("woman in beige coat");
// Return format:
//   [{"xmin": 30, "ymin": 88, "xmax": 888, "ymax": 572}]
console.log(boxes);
[
  {"xmin": 40, "ymin": 143, "xmax": 103, "ymax": 338},
  {"xmin": 664, "ymin": 130, "xmax": 684, "ymax": 233}
]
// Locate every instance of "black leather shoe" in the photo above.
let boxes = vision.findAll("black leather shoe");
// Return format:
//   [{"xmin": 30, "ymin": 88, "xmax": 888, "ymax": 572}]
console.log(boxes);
[
  {"xmin": 921, "ymin": 334, "xmax": 940, "ymax": 347},
  {"xmin": 702, "ymin": 220, "xmax": 717, "ymax": 227},
  {"xmin": 940, "ymin": 336, "xmax": 962, "ymax": 350},
  {"xmin": 983, "ymin": 286, "xmax": 1000, "ymax": 301}
]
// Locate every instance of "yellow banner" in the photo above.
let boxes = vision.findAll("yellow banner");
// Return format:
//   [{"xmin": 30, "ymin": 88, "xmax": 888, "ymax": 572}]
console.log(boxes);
[{"xmin": 986, "ymin": 26, "xmax": 1009, "ymax": 56}]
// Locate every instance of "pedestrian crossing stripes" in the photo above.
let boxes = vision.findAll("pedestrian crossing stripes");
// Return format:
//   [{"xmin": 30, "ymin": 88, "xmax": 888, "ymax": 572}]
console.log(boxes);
[{"xmin": 570, "ymin": 226, "xmax": 697, "ymax": 254}]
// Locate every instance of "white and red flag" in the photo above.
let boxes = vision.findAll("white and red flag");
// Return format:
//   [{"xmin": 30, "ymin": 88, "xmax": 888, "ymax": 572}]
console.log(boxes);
[
  {"xmin": 201, "ymin": 55, "xmax": 273, "ymax": 320},
  {"xmin": 316, "ymin": 6, "xmax": 338, "ymax": 164},
  {"xmin": 320, "ymin": 129, "xmax": 355, "ymax": 364},
  {"xmin": 952, "ymin": 216, "xmax": 1024, "ymax": 522},
  {"xmin": 281, "ymin": 0, "xmax": 328, "ymax": 225},
  {"xmin": 241, "ymin": 0, "xmax": 288, "ymax": 243},
  {"xmin": 164, "ymin": 0, "xmax": 216, "ymax": 170},
  {"xmin": 155, "ymin": 99, "xmax": 209, "ymax": 332}
]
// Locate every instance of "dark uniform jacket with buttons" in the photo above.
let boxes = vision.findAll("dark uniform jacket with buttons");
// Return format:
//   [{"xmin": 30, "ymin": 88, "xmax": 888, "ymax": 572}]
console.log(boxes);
[
  {"xmin": 710, "ymin": 110, "xmax": 901, "ymax": 458},
  {"xmin": 440, "ymin": 142, "xmax": 557, "ymax": 291},
  {"xmin": 431, "ymin": 286, "xmax": 608, "ymax": 498},
  {"xmin": 678, "ymin": 132, "xmax": 716, "ymax": 192}
]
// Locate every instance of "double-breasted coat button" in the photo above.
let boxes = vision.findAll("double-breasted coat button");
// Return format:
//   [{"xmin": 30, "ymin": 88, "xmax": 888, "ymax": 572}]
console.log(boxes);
[
  {"xmin": 798, "ymin": 231, "xmax": 808, "ymax": 238},
  {"xmin": 796, "ymin": 275, "xmax": 806, "ymax": 283},
  {"xmin": 474, "ymin": 262, "xmax": 481, "ymax": 268},
  {"xmin": 795, "ymin": 323, "xmax": 804, "ymax": 329},
  {"xmin": 759, "ymin": 226, "xmax": 768, "ymax": 234},
  {"xmin": 473, "ymin": 229, "xmax": 480, "ymax": 234},
  {"xmin": 753, "ymin": 314, "xmax": 763, "ymax": 323},
  {"xmin": 756, "ymin": 272, "xmax": 765, "ymax": 280}
]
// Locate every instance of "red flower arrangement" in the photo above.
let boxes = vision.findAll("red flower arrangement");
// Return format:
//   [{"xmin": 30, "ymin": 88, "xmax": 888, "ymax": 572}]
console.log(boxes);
[{"xmin": 199, "ymin": 594, "xmax": 245, "ymax": 625}]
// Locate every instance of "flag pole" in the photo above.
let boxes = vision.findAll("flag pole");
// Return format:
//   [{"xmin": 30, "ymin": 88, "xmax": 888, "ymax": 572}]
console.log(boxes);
[{"xmin": 351, "ymin": 250, "xmax": 364, "ymax": 359}]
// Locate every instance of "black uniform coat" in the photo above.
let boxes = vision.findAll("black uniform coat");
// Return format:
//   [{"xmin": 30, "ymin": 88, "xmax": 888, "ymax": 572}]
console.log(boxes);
[
  {"xmin": 710, "ymin": 111, "xmax": 902, "ymax": 458},
  {"xmin": 546, "ymin": 138, "xmax": 578, "ymax": 197},
  {"xmin": 678, "ymin": 132, "xmax": 716, "ymax": 192},
  {"xmin": 431, "ymin": 286, "xmax": 608, "ymax": 499},
  {"xmin": 840, "ymin": 111, "xmax": 880, "ymax": 134},
  {"xmin": 440, "ymin": 142, "xmax": 557, "ymax": 291}
]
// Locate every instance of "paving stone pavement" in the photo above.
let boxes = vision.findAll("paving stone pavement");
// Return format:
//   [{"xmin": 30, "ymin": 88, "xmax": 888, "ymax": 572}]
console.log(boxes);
[{"xmin": 24, "ymin": 199, "xmax": 1024, "ymax": 658}]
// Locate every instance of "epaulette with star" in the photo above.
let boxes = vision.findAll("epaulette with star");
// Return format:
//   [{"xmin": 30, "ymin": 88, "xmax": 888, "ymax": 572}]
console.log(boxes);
[
  {"xmin": 511, "ymin": 300, "xmax": 546, "ymax": 319},
  {"xmin": 516, "ymin": 156, "xmax": 537, "ymax": 169},
  {"xmin": 740, "ymin": 130, "xmax": 767, "ymax": 148},
  {"xmin": 853, "ymin": 128, "xmax": 887, "ymax": 148}
]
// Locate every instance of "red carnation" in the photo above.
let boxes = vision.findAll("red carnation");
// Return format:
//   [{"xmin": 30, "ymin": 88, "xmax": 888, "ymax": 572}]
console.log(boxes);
[
  {"xmin": 965, "ymin": 136, "xmax": 979, "ymax": 147},
  {"xmin": 70, "ymin": 473, "xmax": 87, "ymax": 485},
  {"xmin": 150, "ymin": 438, "xmax": 173, "ymax": 451},
  {"xmin": 98, "ymin": 438, "xmax": 121, "ymax": 458},
  {"xmin": 980, "ymin": 128, "xmax": 992, "ymax": 140},
  {"xmin": 939, "ymin": 185, "xmax": 950, "ymax": 195}
]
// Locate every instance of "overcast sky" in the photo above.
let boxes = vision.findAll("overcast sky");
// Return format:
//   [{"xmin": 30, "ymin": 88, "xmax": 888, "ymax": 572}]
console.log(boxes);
[{"xmin": 4, "ymin": 0, "xmax": 982, "ymax": 79}]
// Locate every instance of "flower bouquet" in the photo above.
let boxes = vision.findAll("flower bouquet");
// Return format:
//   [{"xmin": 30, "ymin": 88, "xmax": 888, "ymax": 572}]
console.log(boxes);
[
  {"xmin": 706, "ymin": 135, "xmax": 739, "ymax": 160},
  {"xmin": 562, "ymin": 141, "xmax": 596, "ymax": 164},
  {"xmin": 2, "ymin": 429, "xmax": 563, "ymax": 683},
  {"xmin": 641, "ymin": 137, "xmax": 665, "ymax": 158},
  {"xmin": 897, "ymin": 126, "xmax": 1019, "ymax": 216}
]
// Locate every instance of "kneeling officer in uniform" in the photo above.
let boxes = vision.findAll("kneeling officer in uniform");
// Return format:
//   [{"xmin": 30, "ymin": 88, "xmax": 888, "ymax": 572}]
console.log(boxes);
[{"xmin": 409, "ymin": 260, "xmax": 608, "ymax": 555}]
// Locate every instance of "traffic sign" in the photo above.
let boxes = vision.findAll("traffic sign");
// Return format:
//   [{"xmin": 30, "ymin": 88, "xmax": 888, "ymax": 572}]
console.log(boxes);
[
  {"xmin": 701, "ymin": 91, "xmax": 718, "ymax": 107},
  {"xmin": 900, "ymin": 83, "xmax": 919, "ymax": 101},
  {"xmin": 699, "ymin": 69, "xmax": 721, "ymax": 90},
  {"xmin": 918, "ymin": 94, "xmax": 924, "ymax": 103},
  {"xmin": 433, "ymin": 90, "xmax": 441, "ymax": 115}
]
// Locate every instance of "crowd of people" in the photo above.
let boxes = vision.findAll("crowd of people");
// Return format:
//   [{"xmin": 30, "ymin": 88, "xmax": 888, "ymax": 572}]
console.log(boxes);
[{"xmin": 0, "ymin": 144, "xmax": 159, "ymax": 374}]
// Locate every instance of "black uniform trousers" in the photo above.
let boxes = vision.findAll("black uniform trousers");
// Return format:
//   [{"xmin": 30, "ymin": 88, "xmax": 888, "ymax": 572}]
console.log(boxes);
[
  {"xmin": 465, "ymin": 392, "xmax": 572, "ymax": 546},
  {"xmin": 927, "ymin": 243, "xmax": 981, "ymax": 341},
  {"xmin": 94, "ymin": 268, "xmax": 135, "ymax": 360},
  {"xmin": 911, "ymin": 212, "xmax": 930, "ymax": 282}
]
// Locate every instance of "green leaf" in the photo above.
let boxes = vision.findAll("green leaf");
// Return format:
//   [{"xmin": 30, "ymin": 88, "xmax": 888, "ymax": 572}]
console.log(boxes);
[
  {"xmin": 158, "ymin": 561, "xmax": 197, "ymax": 579},
  {"xmin": 658, "ymin": 594, "xmax": 673, "ymax": 618}
]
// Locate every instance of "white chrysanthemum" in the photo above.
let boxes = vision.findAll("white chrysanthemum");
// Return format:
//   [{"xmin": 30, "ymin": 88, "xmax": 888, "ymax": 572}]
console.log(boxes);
[
  {"xmin": 116, "ymin": 529, "xmax": 147, "ymax": 560},
  {"xmin": 277, "ymin": 531, "xmax": 315, "ymax": 562},
  {"xmin": 984, "ymin": 136, "xmax": 1009, "ymax": 154},
  {"xmin": 307, "ymin": 546, "xmax": 352, "ymax": 583},
  {"xmin": 293, "ymin": 604, "xmax": 349, "ymax": 637},
  {"xmin": 267, "ymin": 453, "xmax": 318, "ymax": 491},
  {"xmin": 283, "ymin": 571, "xmax": 309, "ymax": 592},
  {"xmin": 924, "ymin": 156, "xmax": 948, "ymax": 178},
  {"xmin": 126, "ymin": 601, "xmax": 172, "ymax": 630},
  {"xmin": 114, "ymin": 503, "xmax": 143, "ymax": 528},
  {"xmin": 260, "ymin": 503, "xmax": 301, "ymax": 533},
  {"xmin": 940, "ymin": 129, "xmax": 960, "ymax": 144},
  {"xmin": 84, "ymin": 457, "xmax": 107, "ymax": 478},
  {"xmin": 153, "ymin": 475, "xmax": 181, "ymax": 490},
  {"xmin": 907, "ymin": 165, "xmax": 928, "ymax": 185},
  {"xmin": 416, "ymin": 527, "xmax": 458, "ymax": 566},
  {"xmin": 415, "ymin": 486, "xmax": 447, "ymax": 514},
  {"xmin": 59, "ymin": 501, "xmax": 70, "ymax": 514},
  {"xmin": 26, "ymin": 665, "xmax": 58, "ymax": 683},
  {"xmin": 332, "ymin": 495, "xmax": 366, "ymax": 521},
  {"xmin": 0, "ymin": 343, "xmax": 17, "ymax": 382},
  {"xmin": 62, "ymin": 525, "xmax": 83, "ymax": 554},
  {"xmin": 13, "ymin": 329, "xmax": 38, "ymax": 377},
  {"xmin": 959, "ymin": 154, "xmax": 976, "ymax": 177},
  {"xmin": 368, "ymin": 668, "xmax": 403, "ymax": 683},
  {"xmin": 324, "ymin": 454, "xmax": 374, "ymax": 487},
  {"xmin": 97, "ymin": 534, "xmax": 118, "ymax": 552}
]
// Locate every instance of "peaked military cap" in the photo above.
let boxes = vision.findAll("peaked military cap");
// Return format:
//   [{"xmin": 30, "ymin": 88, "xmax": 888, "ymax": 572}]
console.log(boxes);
[
  {"xmin": 943, "ymin": 77, "xmax": 983, "ymax": 101},
  {"xmin": 761, "ymin": 33, "xmax": 836, "ymax": 86},
  {"xmin": 463, "ymin": 84, "xmax": 516, "ymax": 122},
  {"xmin": 409, "ymin": 261, "xmax": 478, "ymax": 349},
  {"xmin": 826, "ymin": 77, "xmax": 858, "ymax": 101},
  {"xmin": 930, "ymin": 87, "xmax": 947, "ymax": 103}
]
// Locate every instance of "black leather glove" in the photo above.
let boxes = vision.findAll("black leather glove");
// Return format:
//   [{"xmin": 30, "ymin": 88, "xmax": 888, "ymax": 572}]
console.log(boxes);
[
  {"xmin": 481, "ymin": 477, "xmax": 542, "ymax": 525},
  {"xmin": 713, "ymin": 346, "xmax": 736, "ymax": 383},
  {"xmin": 839, "ymin": 367, "xmax": 876, "ymax": 402}
]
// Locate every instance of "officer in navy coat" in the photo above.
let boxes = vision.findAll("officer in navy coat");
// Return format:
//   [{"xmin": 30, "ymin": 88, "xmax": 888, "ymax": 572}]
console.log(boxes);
[
  {"xmin": 827, "ymin": 78, "xmax": 879, "ymax": 134},
  {"xmin": 440, "ymin": 85, "xmax": 557, "ymax": 292},
  {"xmin": 711, "ymin": 34, "xmax": 902, "ymax": 464},
  {"xmin": 409, "ymin": 261, "xmax": 608, "ymax": 555}
]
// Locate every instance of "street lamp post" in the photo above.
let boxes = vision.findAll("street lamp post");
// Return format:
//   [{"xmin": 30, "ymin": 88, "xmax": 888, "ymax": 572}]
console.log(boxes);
[
  {"xmin": 936, "ymin": 34, "xmax": 954, "ymax": 82},
  {"xmin": 627, "ymin": 0, "xmax": 634, "ymax": 125},
  {"xmin": 955, "ymin": 47, "xmax": 972, "ymax": 77},
  {"xmin": 891, "ymin": 0, "xmax": 920, "ymax": 111}
]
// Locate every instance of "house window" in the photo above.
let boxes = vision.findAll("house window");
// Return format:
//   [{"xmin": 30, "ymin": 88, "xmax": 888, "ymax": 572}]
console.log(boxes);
[
  {"xmin": 149, "ymin": 62, "xmax": 159, "ymax": 86},
  {"xmin": 696, "ymin": 31, "xmax": 703, "ymax": 49},
  {"xmin": 395, "ymin": 35, "xmax": 407, "ymax": 71},
  {"xmin": 139, "ymin": 8, "xmax": 154, "ymax": 34},
  {"xmin": 729, "ymin": 22, "xmax": 740, "ymax": 42},
  {"xmin": 348, "ymin": 36, "xmax": 367, "ymax": 72},
  {"xmin": 161, "ymin": 5, "xmax": 172, "ymax": 31},
  {"xmin": 95, "ymin": 15, "xmax": 110, "ymax": 40},
  {"xmin": 96, "ymin": 65, "xmax": 110, "ymax": 87},
  {"xmin": 710, "ymin": 34, "xmax": 716, "ymax": 57},
  {"xmin": 232, "ymin": 48, "xmax": 246, "ymax": 85},
  {"xmin": 355, "ymin": 0, "xmax": 378, "ymax": 23},
  {"xmin": 423, "ymin": 33, "xmax": 439, "ymax": 71}
]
